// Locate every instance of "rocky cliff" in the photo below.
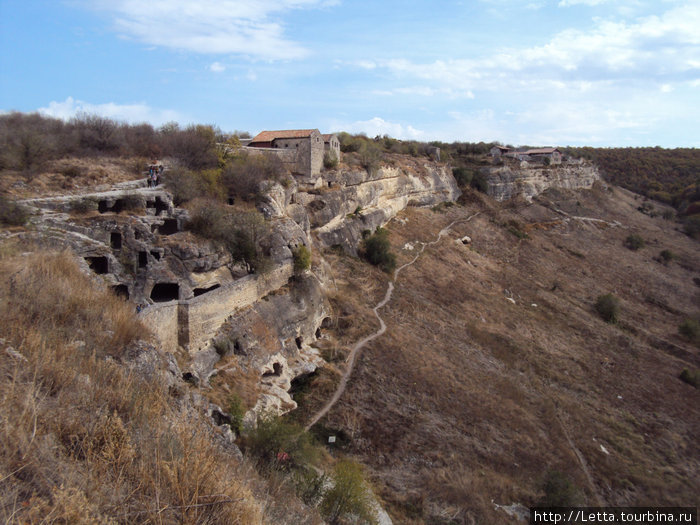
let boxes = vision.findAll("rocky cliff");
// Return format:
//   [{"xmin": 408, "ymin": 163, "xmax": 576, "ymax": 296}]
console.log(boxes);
[
  {"xmin": 484, "ymin": 161, "xmax": 600, "ymax": 201},
  {"xmin": 17, "ymin": 157, "xmax": 459, "ymax": 422}
]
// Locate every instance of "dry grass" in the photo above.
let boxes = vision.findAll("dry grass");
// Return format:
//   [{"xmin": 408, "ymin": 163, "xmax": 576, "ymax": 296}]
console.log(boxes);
[
  {"xmin": 0, "ymin": 249, "xmax": 274, "ymax": 523},
  {"xmin": 305, "ymin": 193, "xmax": 700, "ymax": 523}
]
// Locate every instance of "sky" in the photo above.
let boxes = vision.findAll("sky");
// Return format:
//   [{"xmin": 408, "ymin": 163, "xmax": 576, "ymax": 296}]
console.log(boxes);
[{"xmin": 1, "ymin": 0, "xmax": 699, "ymax": 147}]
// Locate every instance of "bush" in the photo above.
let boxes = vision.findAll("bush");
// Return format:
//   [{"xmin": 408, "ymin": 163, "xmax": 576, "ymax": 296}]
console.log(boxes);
[
  {"xmin": 158, "ymin": 123, "xmax": 219, "ymax": 170},
  {"xmin": 679, "ymin": 368, "xmax": 700, "ymax": 388},
  {"xmin": 538, "ymin": 470, "xmax": 583, "ymax": 507},
  {"xmin": 320, "ymin": 460, "xmax": 378, "ymax": 525},
  {"xmin": 659, "ymin": 249, "xmax": 675, "ymax": 264},
  {"xmin": 162, "ymin": 167, "xmax": 223, "ymax": 206},
  {"xmin": 227, "ymin": 394, "xmax": 246, "ymax": 435},
  {"xmin": 452, "ymin": 167, "xmax": 473, "ymax": 187},
  {"xmin": 470, "ymin": 172, "xmax": 489, "ymax": 193},
  {"xmin": 222, "ymin": 153, "xmax": 284, "ymax": 202},
  {"xmin": 293, "ymin": 245, "xmax": 311, "ymax": 273},
  {"xmin": 682, "ymin": 214, "xmax": 700, "ymax": 239},
  {"xmin": 595, "ymin": 293, "xmax": 620, "ymax": 324},
  {"xmin": 678, "ymin": 319, "xmax": 700, "ymax": 344},
  {"xmin": 362, "ymin": 227, "xmax": 396, "ymax": 274},
  {"xmin": 0, "ymin": 195, "xmax": 31, "ymax": 226},
  {"xmin": 358, "ymin": 141, "xmax": 382, "ymax": 174},
  {"xmin": 186, "ymin": 200, "xmax": 270, "ymax": 274},
  {"xmin": 241, "ymin": 412, "xmax": 319, "ymax": 471},
  {"xmin": 624, "ymin": 234, "xmax": 645, "ymax": 251},
  {"xmin": 323, "ymin": 151, "xmax": 339, "ymax": 169}
]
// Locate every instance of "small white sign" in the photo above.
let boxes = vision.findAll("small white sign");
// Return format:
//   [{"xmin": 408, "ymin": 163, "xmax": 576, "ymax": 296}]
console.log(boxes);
[{"xmin": 328, "ymin": 436, "xmax": 336, "ymax": 443}]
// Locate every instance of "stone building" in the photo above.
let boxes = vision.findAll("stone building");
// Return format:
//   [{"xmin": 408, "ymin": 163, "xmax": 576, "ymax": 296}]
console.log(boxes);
[
  {"xmin": 322, "ymin": 133, "xmax": 341, "ymax": 163},
  {"xmin": 247, "ymin": 129, "xmax": 327, "ymax": 178}
]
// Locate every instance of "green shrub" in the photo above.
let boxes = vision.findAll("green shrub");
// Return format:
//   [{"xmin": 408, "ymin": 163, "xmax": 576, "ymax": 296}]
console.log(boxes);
[
  {"xmin": 678, "ymin": 319, "xmax": 700, "ymax": 344},
  {"xmin": 506, "ymin": 220, "xmax": 529, "ymax": 239},
  {"xmin": 358, "ymin": 141, "xmax": 382, "ymax": 174},
  {"xmin": 362, "ymin": 227, "xmax": 396, "ymax": 274},
  {"xmin": 470, "ymin": 172, "xmax": 489, "ymax": 193},
  {"xmin": 679, "ymin": 368, "xmax": 700, "ymax": 388},
  {"xmin": 294, "ymin": 468, "xmax": 329, "ymax": 507},
  {"xmin": 659, "ymin": 249, "xmax": 675, "ymax": 264},
  {"xmin": 538, "ymin": 470, "xmax": 583, "ymax": 507},
  {"xmin": 595, "ymin": 293, "xmax": 620, "ymax": 324},
  {"xmin": 624, "ymin": 234, "xmax": 645, "ymax": 251},
  {"xmin": 227, "ymin": 393, "xmax": 245, "ymax": 434},
  {"xmin": 0, "ymin": 195, "xmax": 30, "ymax": 226},
  {"xmin": 682, "ymin": 214, "xmax": 700, "ymax": 239},
  {"xmin": 452, "ymin": 167, "xmax": 473, "ymax": 187},
  {"xmin": 242, "ymin": 412, "xmax": 319, "ymax": 471},
  {"xmin": 293, "ymin": 245, "xmax": 311, "ymax": 273},
  {"xmin": 323, "ymin": 151, "xmax": 339, "ymax": 169},
  {"xmin": 320, "ymin": 460, "xmax": 378, "ymax": 525}
]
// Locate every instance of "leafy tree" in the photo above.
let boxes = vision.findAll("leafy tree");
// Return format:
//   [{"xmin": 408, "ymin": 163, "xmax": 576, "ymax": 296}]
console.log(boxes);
[
  {"xmin": 320, "ymin": 460, "xmax": 378, "ymax": 525},
  {"xmin": 362, "ymin": 227, "xmax": 396, "ymax": 273}
]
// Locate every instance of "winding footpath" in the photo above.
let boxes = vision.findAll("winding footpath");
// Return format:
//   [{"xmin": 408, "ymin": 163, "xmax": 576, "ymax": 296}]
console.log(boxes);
[{"xmin": 305, "ymin": 212, "xmax": 480, "ymax": 430}]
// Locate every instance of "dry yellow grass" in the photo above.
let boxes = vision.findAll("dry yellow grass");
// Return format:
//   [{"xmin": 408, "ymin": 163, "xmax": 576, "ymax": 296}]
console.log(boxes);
[{"xmin": 0, "ymin": 249, "xmax": 277, "ymax": 523}]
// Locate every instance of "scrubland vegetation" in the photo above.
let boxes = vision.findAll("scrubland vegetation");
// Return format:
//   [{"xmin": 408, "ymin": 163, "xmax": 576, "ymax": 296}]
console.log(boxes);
[{"xmin": 0, "ymin": 248, "xmax": 265, "ymax": 523}]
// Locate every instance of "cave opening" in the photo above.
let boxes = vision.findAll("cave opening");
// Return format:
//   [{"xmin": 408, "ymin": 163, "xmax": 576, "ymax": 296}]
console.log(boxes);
[
  {"xmin": 262, "ymin": 362, "xmax": 283, "ymax": 377},
  {"xmin": 138, "ymin": 251, "xmax": 148, "ymax": 268},
  {"xmin": 112, "ymin": 199, "xmax": 124, "ymax": 214},
  {"xmin": 85, "ymin": 256, "xmax": 109, "ymax": 274},
  {"xmin": 315, "ymin": 327, "xmax": 322, "ymax": 339},
  {"xmin": 111, "ymin": 284, "xmax": 129, "ymax": 300},
  {"xmin": 150, "ymin": 282, "xmax": 179, "ymax": 302},
  {"xmin": 110, "ymin": 232, "xmax": 122, "ymax": 250},
  {"xmin": 193, "ymin": 284, "xmax": 221, "ymax": 297},
  {"xmin": 158, "ymin": 218, "xmax": 179, "ymax": 235},
  {"xmin": 150, "ymin": 250, "xmax": 161, "ymax": 260},
  {"xmin": 154, "ymin": 197, "xmax": 169, "ymax": 216},
  {"xmin": 98, "ymin": 200, "xmax": 109, "ymax": 213},
  {"xmin": 295, "ymin": 336, "xmax": 303, "ymax": 350}
]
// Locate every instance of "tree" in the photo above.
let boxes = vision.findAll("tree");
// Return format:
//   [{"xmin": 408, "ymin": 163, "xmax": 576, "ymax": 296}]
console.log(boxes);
[
  {"xmin": 362, "ymin": 227, "xmax": 396, "ymax": 274},
  {"xmin": 321, "ymin": 460, "xmax": 377, "ymax": 525}
]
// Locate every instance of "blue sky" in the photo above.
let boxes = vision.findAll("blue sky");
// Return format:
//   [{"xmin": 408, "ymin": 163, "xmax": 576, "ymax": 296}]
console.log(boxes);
[{"xmin": 1, "ymin": 0, "xmax": 698, "ymax": 147}]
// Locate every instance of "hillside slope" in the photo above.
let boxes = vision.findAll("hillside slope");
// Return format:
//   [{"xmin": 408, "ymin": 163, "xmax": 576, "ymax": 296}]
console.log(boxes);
[{"xmin": 292, "ymin": 184, "xmax": 700, "ymax": 523}]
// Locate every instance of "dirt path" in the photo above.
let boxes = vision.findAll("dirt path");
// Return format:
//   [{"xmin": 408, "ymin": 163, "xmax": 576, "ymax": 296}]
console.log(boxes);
[{"xmin": 305, "ymin": 212, "xmax": 480, "ymax": 430}]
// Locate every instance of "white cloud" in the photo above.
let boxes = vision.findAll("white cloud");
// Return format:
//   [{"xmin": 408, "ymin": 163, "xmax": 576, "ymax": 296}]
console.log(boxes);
[
  {"xmin": 367, "ymin": 2, "xmax": 700, "ymax": 92},
  {"xmin": 209, "ymin": 61, "xmax": 226, "ymax": 73},
  {"xmin": 86, "ymin": 0, "xmax": 335, "ymax": 59},
  {"xmin": 333, "ymin": 117, "xmax": 425, "ymax": 140},
  {"xmin": 558, "ymin": 0, "xmax": 610, "ymax": 6},
  {"xmin": 38, "ymin": 97, "xmax": 182, "ymax": 126}
]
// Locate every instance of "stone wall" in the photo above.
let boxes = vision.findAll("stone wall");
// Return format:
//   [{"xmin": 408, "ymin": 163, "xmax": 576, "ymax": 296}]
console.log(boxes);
[
  {"xmin": 140, "ymin": 301, "xmax": 180, "ymax": 352},
  {"xmin": 181, "ymin": 262, "xmax": 294, "ymax": 353},
  {"xmin": 141, "ymin": 262, "xmax": 294, "ymax": 353}
]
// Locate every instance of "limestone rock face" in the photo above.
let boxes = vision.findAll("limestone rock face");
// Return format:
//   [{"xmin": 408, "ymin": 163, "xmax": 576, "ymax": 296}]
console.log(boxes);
[
  {"xmin": 298, "ymin": 164, "xmax": 460, "ymax": 254},
  {"xmin": 484, "ymin": 163, "xmax": 600, "ymax": 202},
  {"xmin": 20, "ymin": 157, "xmax": 460, "ymax": 421}
]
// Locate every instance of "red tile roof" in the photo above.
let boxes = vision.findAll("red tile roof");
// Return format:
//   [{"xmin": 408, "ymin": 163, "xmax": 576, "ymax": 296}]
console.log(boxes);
[
  {"xmin": 321, "ymin": 134, "xmax": 337, "ymax": 142},
  {"xmin": 250, "ymin": 129, "xmax": 318, "ymax": 143},
  {"xmin": 524, "ymin": 147, "xmax": 560, "ymax": 155}
]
